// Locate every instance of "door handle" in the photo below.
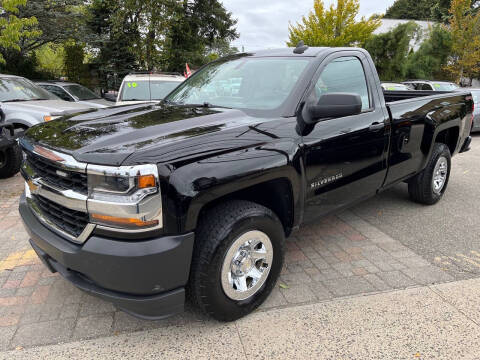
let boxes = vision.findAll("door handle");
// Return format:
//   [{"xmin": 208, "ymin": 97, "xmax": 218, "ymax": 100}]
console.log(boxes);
[{"xmin": 369, "ymin": 122, "xmax": 385, "ymax": 131}]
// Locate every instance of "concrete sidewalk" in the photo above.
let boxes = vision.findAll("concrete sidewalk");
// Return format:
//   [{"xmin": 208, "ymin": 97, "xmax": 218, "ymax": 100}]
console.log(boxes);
[{"xmin": 1, "ymin": 278, "xmax": 480, "ymax": 359}]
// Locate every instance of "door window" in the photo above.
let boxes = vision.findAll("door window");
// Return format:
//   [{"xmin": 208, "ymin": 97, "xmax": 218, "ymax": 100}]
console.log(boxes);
[{"xmin": 314, "ymin": 56, "xmax": 370, "ymax": 110}]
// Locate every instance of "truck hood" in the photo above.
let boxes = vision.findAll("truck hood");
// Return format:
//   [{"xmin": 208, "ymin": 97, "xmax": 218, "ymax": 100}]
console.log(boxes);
[
  {"xmin": 24, "ymin": 103, "xmax": 269, "ymax": 166},
  {"xmin": 4, "ymin": 100, "xmax": 94, "ymax": 115}
]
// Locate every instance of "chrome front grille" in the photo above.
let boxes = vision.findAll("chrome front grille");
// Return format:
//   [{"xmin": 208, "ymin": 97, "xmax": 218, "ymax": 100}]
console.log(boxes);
[
  {"xmin": 34, "ymin": 195, "xmax": 89, "ymax": 238},
  {"xmin": 25, "ymin": 150, "xmax": 88, "ymax": 195},
  {"xmin": 21, "ymin": 142, "xmax": 95, "ymax": 244}
]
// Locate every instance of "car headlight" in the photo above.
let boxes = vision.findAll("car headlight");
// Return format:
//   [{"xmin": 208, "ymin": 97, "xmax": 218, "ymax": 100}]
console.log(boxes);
[{"xmin": 87, "ymin": 164, "xmax": 162, "ymax": 230}]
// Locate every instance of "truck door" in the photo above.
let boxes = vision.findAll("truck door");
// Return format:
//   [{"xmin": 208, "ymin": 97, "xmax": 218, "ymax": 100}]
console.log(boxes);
[{"xmin": 302, "ymin": 51, "xmax": 390, "ymax": 221}]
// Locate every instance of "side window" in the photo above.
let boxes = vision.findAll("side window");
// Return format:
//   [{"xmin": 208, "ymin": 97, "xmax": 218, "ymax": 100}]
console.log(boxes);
[
  {"xmin": 314, "ymin": 56, "xmax": 370, "ymax": 110},
  {"xmin": 421, "ymin": 83, "xmax": 433, "ymax": 91}
]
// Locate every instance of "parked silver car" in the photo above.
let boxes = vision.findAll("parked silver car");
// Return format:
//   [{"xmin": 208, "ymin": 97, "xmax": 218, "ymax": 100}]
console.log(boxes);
[
  {"xmin": 0, "ymin": 74, "xmax": 94, "ymax": 130},
  {"xmin": 36, "ymin": 81, "xmax": 113, "ymax": 108}
]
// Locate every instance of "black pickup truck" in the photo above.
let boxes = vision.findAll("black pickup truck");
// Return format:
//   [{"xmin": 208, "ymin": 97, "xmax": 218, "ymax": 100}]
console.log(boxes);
[{"xmin": 19, "ymin": 46, "xmax": 473, "ymax": 321}]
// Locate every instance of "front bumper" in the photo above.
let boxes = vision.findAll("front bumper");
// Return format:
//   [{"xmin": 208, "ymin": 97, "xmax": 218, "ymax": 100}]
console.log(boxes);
[{"xmin": 19, "ymin": 194, "xmax": 194, "ymax": 320}]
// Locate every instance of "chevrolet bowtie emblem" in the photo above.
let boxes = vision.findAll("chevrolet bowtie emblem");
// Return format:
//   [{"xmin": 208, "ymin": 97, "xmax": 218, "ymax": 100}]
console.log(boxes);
[{"xmin": 33, "ymin": 146, "xmax": 65, "ymax": 162}]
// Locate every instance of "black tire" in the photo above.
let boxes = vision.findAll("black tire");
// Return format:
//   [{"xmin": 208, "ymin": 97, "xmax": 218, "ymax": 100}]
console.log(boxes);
[
  {"xmin": 0, "ymin": 142, "xmax": 22, "ymax": 179},
  {"xmin": 408, "ymin": 143, "xmax": 451, "ymax": 205},
  {"xmin": 188, "ymin": 200, "xmax": 285, "ymax": 321}
]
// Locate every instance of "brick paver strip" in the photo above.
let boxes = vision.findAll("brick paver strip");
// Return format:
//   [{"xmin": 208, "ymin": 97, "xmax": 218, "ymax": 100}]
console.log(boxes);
[{"xmin": 0, "ymin": 175, "xmax": 459, "ymax": 350}]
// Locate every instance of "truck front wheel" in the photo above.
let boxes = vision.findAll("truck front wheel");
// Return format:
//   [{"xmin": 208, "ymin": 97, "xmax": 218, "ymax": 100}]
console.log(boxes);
[
  {"xmin": 0, "ymin": 143, "xmax": 22, "ymax": 179},
  {"xmin": 408, "ymin": 143, "xmax": 451, "ymax": 205},
  {"xmin": 188, "ymin": 200, "xmax": 285, "ymax": 321}
]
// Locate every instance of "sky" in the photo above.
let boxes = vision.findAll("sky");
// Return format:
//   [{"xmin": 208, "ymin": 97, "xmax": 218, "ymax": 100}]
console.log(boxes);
[{"xmin": 221, "ymin": 0, "xmax": 397, "ymax": 51}]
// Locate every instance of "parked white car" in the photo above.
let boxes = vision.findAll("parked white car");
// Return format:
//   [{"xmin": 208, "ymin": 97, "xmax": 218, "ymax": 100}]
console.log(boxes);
[{"xmin": 116, "ymin": 73, "xmax": 185, "ymax": 106}]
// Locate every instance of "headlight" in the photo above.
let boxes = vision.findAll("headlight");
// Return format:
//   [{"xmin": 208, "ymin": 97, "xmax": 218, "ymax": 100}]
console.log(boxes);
[{"xmin": 87, "ymin": 164, "xmax": 162, "ymax": 231}]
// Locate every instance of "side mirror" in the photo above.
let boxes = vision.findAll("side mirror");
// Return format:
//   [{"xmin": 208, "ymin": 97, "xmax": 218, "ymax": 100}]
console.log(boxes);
[{"xmin": 303, "ymin": 93, "xmax": 362, "ymax": 124}]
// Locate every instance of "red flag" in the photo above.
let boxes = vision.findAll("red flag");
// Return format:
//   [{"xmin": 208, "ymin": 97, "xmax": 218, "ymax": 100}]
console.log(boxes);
[{"xmin": 184, "ymin": 63, "xmax": 192, "ymax": 78}]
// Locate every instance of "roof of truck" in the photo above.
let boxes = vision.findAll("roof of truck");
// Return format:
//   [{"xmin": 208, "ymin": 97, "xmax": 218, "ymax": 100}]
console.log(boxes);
[{"xmin": 245, "ymin": 47, "xmax": 327, "ymax": 57}]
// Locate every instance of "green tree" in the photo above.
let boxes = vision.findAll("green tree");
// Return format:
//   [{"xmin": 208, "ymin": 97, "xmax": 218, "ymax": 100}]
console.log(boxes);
[
  {"xmin": 385, "ymin": 0, "xmax": 479, "ymax": 22},
  {"xmin": 446, "ymin": 0, "xmax": 480, "ymax": 81},
  {"xmin": 0, "ymin": 0, "xmax": 39, "ymax": 63},
  {"xmin": 87, "ymin": 0, "xmax": 138, "ymax": 90},
  {"xmin": 287, "ymin": 0, "xmax": 381, "ymax": 47},
  {"xmin": 13, "ymin": 0, "xmax": 87, "ymax": 54},
  {"xmin": 63, "ymin": 41, "xmax": 86, "ymax": 84},
  {"xmin": 385, "ymin": 0, "xmax": 440, "ymax": 20},
  {"xmin": 156, "ymin": 0, "xmax": 238, "ymax": 72},
  {"xmin": 35, "ymin": 44, "xmax": 65, "ymax": 78},
  {"xmin": 364, "ymin": 21, "xmax": 420, "ymax": 81},
  {"xmin": 110, "ymin": 0, "xmax": 238, "ymax": 72},
  {"xmin": 405, "ymin": 25, "xmax": 453, "ymax": 80}
]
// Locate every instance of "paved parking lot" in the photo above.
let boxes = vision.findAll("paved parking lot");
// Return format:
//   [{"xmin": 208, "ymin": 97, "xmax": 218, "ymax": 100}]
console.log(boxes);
[
  {"xmin": 0, "ymin": 135, "xmax": 480, "ymax": 350},
  {"xmin": 0, "ymin": 164, "xmax": 468, "ymax": 352}
]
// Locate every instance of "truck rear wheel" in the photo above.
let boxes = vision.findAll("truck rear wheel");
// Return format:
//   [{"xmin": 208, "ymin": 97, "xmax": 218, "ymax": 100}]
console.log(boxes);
[
  {"xmin": 188, "ymin": 200, "xmax": 285, "ymax": 321},
  {"xmin": 0, "ymin": 142, "xmax": 22, "ymax": 179},
  {"xmin": 408, "ymin": 143, "xmax": 451, "ymax": 205}
]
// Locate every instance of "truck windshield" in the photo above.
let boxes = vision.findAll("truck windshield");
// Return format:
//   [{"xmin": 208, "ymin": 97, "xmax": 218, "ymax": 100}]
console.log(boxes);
[
  {"xmin": 120, "ymin": 80, "xmax": 183, "ymax": 101},
  {"xmin": 0, "ymin": 78, "xmax": 56, "ymax": 102},
  {"xmin": 165, "ymin": 57, "xmax": 309, "ymax": 110},
  {"xmin": 64, "ymin": 84, "xmax": 100, "ymax": 101}
]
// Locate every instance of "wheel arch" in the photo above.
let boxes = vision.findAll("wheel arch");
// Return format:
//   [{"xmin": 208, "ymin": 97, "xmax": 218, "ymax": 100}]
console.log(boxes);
[
  {"xmin": 168, "ymin": 161, "xmax": 303, "ymax": 237},
  {"xmin": 195, "ymin": 177, "xmax": 296, "ymax": 237}
]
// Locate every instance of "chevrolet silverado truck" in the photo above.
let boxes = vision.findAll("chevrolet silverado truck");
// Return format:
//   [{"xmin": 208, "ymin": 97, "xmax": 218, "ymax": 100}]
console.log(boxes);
[{"xmin": 19, "ymin": 46, "xmax": 473, "ymax": 321}]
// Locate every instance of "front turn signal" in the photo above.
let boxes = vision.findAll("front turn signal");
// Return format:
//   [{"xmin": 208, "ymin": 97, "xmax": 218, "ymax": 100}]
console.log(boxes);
[
  {"xmin": 91, "ymin": 213, "xmax": 159, "ymax": 229},
  {"xmin": 138, "ymin": 174, "xmax": 156, "ymax": 189}
]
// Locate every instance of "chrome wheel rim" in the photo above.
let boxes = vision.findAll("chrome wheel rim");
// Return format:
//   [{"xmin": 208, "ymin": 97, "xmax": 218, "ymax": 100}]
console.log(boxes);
[
  {"xmin": 432, "ymin": 156, "xmax": 448, "ymax": 194},
  {"xmin": 221, "ymin": 230, "xmax": 273, "ymax": 301}
]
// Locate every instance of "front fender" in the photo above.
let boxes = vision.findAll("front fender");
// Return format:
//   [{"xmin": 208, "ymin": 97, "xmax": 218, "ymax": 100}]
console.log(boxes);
[
  {"xmin": 5, "ymin": 114, "xmax": 40, "ymax": 128},
  {"xmin": 165, "ymin": 147, "xmax": 303, "ymax": 233}
]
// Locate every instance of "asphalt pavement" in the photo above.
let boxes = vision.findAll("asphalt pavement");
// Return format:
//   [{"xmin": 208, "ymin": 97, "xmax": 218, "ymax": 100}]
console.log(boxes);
[{"xmin": 352, "ymin": 134, "xmax": 480, "ymax": 280}]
